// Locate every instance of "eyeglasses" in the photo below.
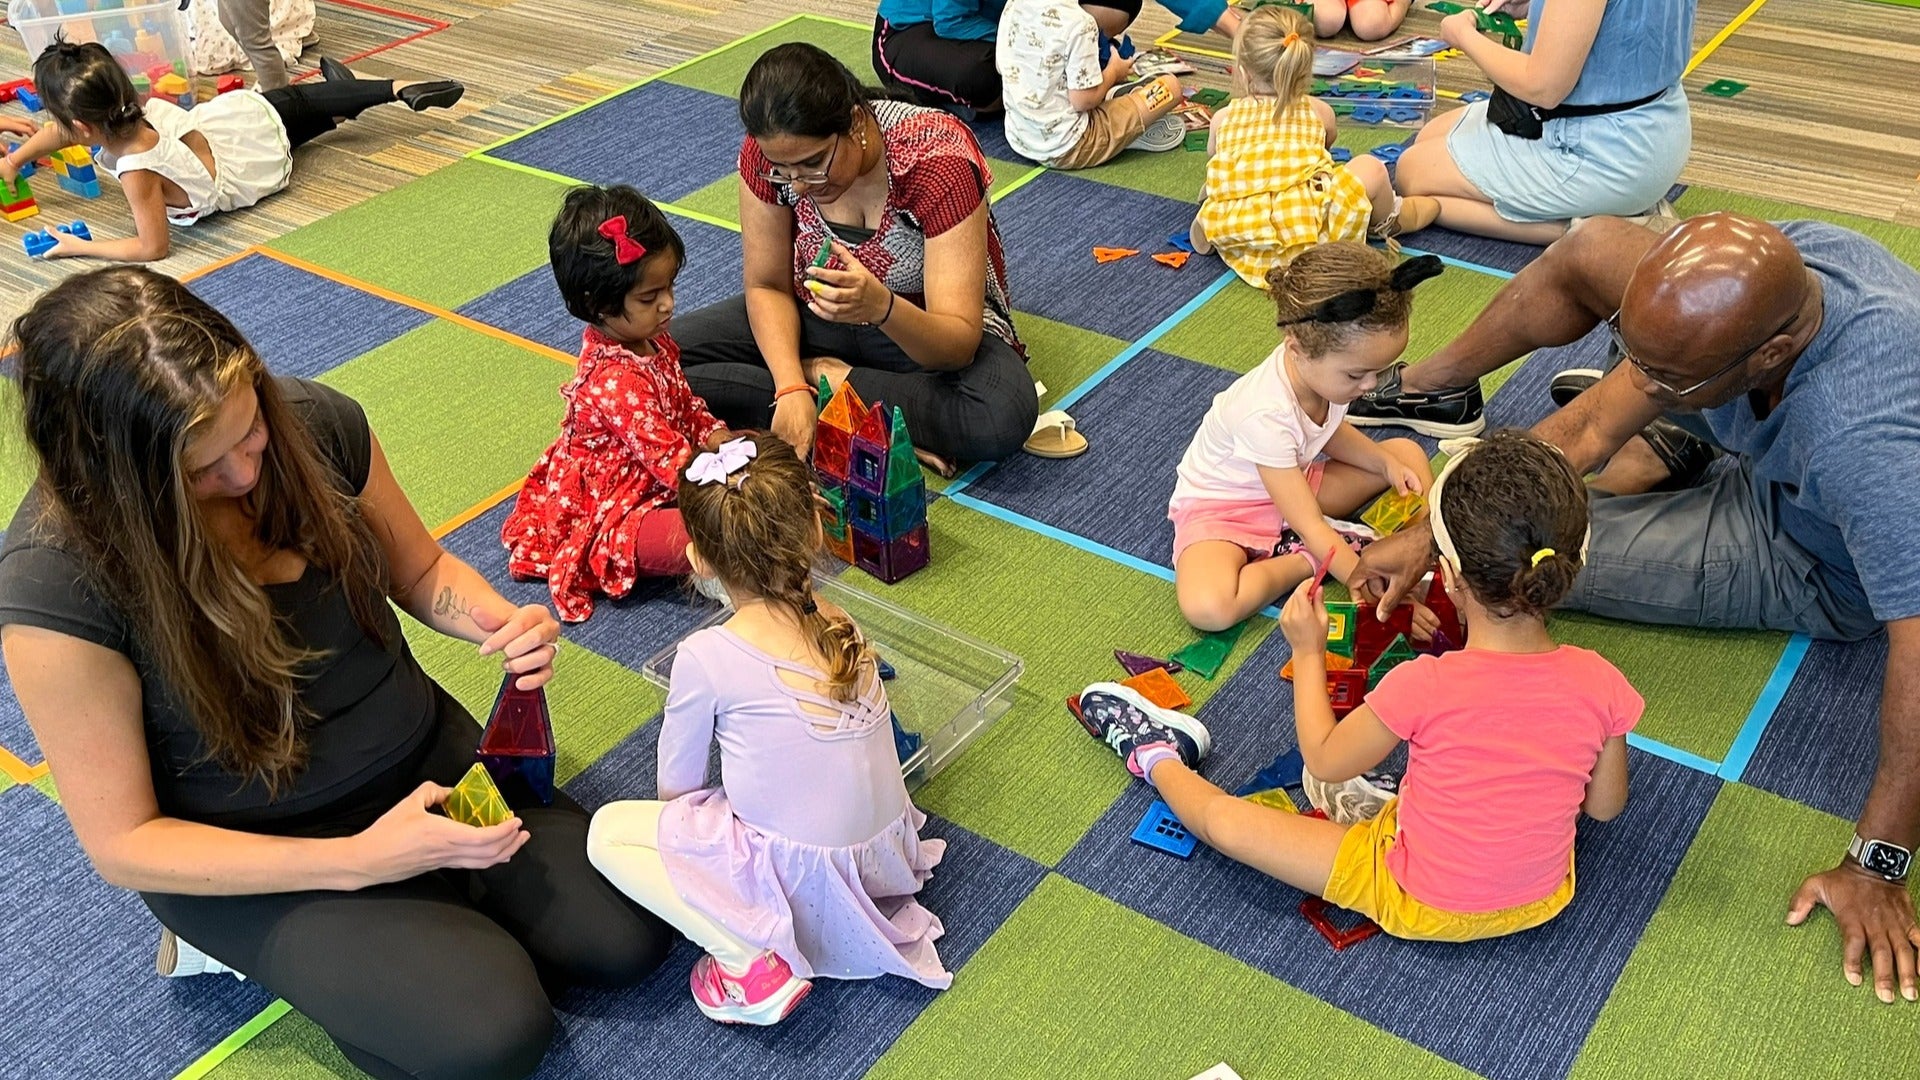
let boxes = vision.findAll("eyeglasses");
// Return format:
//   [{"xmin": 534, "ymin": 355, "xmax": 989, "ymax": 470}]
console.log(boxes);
[
  {"xmin": 755, "ymin": 135, "xmax": 840, "ymax": 186},
  {"xmin": 1606, "ymin": 308, "xmax": 1799, "ymax": 398}
]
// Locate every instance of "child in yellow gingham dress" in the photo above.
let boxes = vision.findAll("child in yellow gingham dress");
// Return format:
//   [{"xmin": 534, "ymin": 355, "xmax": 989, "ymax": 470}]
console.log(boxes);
[{"xmin": 1191, "ymin": 7, "xmax": 1436, "ymax": 288}]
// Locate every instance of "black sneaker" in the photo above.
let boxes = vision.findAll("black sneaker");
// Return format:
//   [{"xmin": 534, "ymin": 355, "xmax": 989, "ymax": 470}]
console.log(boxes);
[
  {"xmin": 1549, "ymin": 369, "xmax": 1717, "ymax": 491},
  {"xmin": 318, "ymin": 56, "xmax": 352, "ymax": 83},
  {"xmin": 1346, "ymin": 362, "xmax": 1486, "ymax": 438},
  {"xmin": 397, "ymin": 81, "xmax": 466, "ymax": 111}
]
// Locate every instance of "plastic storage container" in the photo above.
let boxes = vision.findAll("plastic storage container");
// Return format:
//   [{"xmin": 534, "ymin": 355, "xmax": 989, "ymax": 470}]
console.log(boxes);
[
  {"xmin": 7, "ymin": 0, "xmax": 197, "ymax": 108},
  {"xmin": 1314, "ymin": 56, "xmax": 1436, "ymax": 129},
  {"xmin": 643, "ymin": 571, "xmax": 1024, "ymax": 791}
]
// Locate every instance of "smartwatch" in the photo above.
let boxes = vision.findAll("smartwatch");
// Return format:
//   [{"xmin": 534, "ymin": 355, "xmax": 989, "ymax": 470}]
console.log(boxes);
[{"xmin": 1848, "ymin": 834, "xmax": 1913, "ymax": 883}]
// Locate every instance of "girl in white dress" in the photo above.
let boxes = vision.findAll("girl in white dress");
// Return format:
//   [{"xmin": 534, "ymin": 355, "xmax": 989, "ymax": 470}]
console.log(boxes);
[{"xmin": 1, "ymin": 40, "xmax": 463, "ymax": 262}]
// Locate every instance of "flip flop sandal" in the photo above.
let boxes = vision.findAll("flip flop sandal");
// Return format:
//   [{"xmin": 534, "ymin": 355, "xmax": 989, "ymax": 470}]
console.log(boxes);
[{"xmin": 1024, "ymin": 410, "xmax": 1089, "ymax": 459}]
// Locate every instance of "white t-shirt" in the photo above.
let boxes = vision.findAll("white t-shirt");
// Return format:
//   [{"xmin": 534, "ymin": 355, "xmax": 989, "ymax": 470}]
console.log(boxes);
[
  {"xmin": 997, "ymin": 0, "xmax": 1103, "ymax": 164},
  {"xmin": 1169, "ymin": 343, "xmax": 1345, "ymax": 512}
]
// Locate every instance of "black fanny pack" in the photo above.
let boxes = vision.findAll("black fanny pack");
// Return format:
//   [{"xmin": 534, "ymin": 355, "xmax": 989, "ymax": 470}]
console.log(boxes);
[{"xmin": 1485, "ymin": 85, "xmax": 1667, "ymax": 140}]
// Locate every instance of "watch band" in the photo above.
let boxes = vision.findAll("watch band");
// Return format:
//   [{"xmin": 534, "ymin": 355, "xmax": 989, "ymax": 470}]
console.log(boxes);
[{"xmin": 1849, "ymin": 834, "xmax": 1914, "ymax": 882}]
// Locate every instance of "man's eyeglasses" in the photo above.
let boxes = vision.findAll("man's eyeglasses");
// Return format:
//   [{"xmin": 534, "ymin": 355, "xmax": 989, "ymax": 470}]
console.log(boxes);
[
  {"xmin": 755, "ymin": 135, "xmax": 840, "ymax": 186},
  {"xmin": 1606, "ymin": 308, "xmax": 1799, "ymax": 398}
]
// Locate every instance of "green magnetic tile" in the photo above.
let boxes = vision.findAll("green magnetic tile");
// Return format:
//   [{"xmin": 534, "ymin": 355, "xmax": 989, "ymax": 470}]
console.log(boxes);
[
  {"xmin": 1548, "ymin": 613, "xmax": 1785, "ymax": 763},
  {"xmin": 0, "ymin": 380, "xmax": 38, "ymax": 521},
  {"xmin": 0, "ymin": 771, "xmax": 14, "ymax": 796},
  {"xmin": 318, "ymin": 322, "xmax": 569, "ymax": 529},
  {"xmin": 870, "ymin": 875, "xmax": 1475, "ymax": 1080},
  {"xmin": 401, "ymin": 618, "xmax": 664, "ymax": 785},
  {"xmin": 1571, "ymin": 784, "xmax": 1920, "ymax": 1079},
  {"xmin": 1017, "ymin": 312, "xmax": 1127, "ymax": 412},
  {"xmin": 842, "ymin": 499, "xmax": 1271, "ymax": 865},
  {"xmin": 669, "ymin": 155, "xmax": 1034, "ymax": 229},
  {"xmin": 29, "ymin": 772, "xmax": 56, "ymax": 802},
  {"xmin": 1673, "ymin": 186, "xmax": 1920, "ymax": 270},
  {"xmin": 1075, "ymin": 142, "xmax": 1210, "ymax": 202},
  {"xmin": 200, "ymin": 1012, "xmax": 358, "ymax": 1080},
  {"xmin": 269, "ymin": 159, "xmax": 570, "ymax": 309},
  {"xmin": 663, "ymin": 16, "xmax": 874, "ymax": 99}
]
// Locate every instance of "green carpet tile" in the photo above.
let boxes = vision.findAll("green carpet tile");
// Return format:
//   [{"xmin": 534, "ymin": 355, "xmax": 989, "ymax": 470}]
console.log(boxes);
[
  {"xmin": 318, "ymin": 320, "xmax": 571, "ymax": 528},
  {"xmin": 269, "ymin": 160, "xmax": 570, "ymax": 309},
  {"xmin": 202, "ymin": 1010, "xmax": 357, "ymax": 1080},
  {"xmin": 1073, "ymin": 140, "xmax": 1211, "ymax": 204},
  {"xmin": 1674, "ymin": 186, "xmax": 1920, "ymax": 268},
  {"xmin": 869, "ymin": 876, "xmax": 1476, "ymax": 1080},
  {"xmin": 1016, "ymin": 312, "xmax": 1130, "ymax": 411},
  {"xmin": 861, "ymin": 498, "xmax": 1273, "ymax": 866},
  {"xmin": 1570, "ymin": 784, "xmax": 1920, "ymax": 1079},
  {"xmin": 662, "ymin": 16, "xmax": 875, "ymax": 100}
]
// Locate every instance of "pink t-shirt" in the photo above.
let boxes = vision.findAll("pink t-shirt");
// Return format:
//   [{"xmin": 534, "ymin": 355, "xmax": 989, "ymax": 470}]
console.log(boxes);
[{"xmin": 1363, "ymin": 646, "xmax": 1644, "ymax": 913}]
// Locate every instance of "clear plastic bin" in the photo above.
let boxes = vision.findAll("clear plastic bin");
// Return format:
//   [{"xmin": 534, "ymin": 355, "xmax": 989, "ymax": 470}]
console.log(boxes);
[
  {"xmin": 7, "ymin": 0, "xmax": 197, "ymax": 107},
  {"xmin": 1314, "ymin": 57, "xmax": 1436, "ymax": 129},
  {"xmin": 643, "ymin": 572, "xmax": 1024, "ymax": 791}
]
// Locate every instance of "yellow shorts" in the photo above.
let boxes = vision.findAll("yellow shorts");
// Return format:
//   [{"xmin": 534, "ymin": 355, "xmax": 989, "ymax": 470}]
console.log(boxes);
[{"xmin": 1321, "ymin": 798, "xmax": 1575, "ymax": 942}]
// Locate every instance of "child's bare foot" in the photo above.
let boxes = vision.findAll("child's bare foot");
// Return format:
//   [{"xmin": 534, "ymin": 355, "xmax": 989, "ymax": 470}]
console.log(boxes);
[
  {"xmin": 914, "ymin": 448, "xmax": 957, "ymax": 478},
  {"xmin": 802, "ymin": 355, "xmax": 852, "ymax": 390}
]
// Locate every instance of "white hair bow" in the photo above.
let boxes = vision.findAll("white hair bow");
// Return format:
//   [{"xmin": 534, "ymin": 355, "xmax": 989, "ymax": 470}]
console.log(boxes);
[{"xmin": 687, "ymin": 437, "xmax": 757, "ymax": 486}]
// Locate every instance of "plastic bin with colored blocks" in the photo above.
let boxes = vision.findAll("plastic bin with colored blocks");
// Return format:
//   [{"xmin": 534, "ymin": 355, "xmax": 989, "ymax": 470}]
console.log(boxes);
[
  {"xmin": 7, "ymin": 0, "xmax": 195, "ymax": 108},
  {"xmin": 642, "ymin": 571, "xmax": 1023, "ymax": 791},
  {"xmin": 1312, "ymin": 57, "xmax": 1435, "ymax": 129}
]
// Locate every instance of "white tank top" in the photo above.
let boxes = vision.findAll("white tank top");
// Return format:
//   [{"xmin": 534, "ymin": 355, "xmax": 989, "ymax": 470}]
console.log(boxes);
[{"xmin": 97, "ymin": 93, "xmax": 292, "ymax": 225}]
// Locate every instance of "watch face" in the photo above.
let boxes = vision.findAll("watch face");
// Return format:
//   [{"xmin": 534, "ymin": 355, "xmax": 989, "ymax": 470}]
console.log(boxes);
[{"xmin": 1862, "ymin": 841, "xmax": 1912, "ymax": 878}]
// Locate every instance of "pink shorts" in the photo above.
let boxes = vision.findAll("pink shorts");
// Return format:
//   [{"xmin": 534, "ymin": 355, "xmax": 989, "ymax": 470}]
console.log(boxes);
[{"xmin": 1170, "ymin": 460, "xmax": 1325, "ymax": 562}]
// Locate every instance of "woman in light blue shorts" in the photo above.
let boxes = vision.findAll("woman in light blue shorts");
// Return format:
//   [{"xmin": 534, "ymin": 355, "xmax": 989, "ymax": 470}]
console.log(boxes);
[{"xmin": 1394, "ymin": 0, "xmax": 1694, "ymax": 244}]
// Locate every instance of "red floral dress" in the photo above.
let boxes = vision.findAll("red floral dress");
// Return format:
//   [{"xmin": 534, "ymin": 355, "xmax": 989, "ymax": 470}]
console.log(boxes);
[{"xmin": 502, "ymin": 328, "xmax": 723, "ymax": 622}]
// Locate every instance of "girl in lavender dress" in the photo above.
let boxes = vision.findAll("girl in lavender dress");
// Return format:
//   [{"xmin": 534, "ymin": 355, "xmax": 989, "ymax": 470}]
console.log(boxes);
[{"xmin": 587, "ymin": 432, "xmax": 949, "ymax": 1025}]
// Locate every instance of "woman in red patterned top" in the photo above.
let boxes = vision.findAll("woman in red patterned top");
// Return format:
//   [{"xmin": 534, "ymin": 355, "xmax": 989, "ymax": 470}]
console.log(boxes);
[
  {"xmin": 502, "ymin": 185, "xmax": 735, "ymax": 622},
  {"xmin": 675, "ymin": 43, "xmax": 1037, "ymax": 467}
]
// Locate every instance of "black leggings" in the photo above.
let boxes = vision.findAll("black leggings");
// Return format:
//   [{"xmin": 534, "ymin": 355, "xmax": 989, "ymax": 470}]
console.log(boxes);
[
  {"xmin": 142, "ymin": 699, "xmax": 672, "ymax": 1080},
  {"xmin": 871, "ymin": 16, "xmax": 1001, "ymax": 114},
  {"xmin": 263, "ymin": 79, "xmax": 400, "ymax": 151},
  {"xmin": 675, "ymin": 293, "xmax": 1039, "ymax": 464}
]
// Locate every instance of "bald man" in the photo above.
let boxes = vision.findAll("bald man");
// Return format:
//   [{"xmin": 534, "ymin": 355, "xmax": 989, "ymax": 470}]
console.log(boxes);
[{"xmin": 1354, "ymin": 212, "xmax": 1920, "ymax": 1004}]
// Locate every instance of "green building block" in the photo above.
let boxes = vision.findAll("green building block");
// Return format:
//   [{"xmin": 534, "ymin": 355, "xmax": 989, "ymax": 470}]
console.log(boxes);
[
  {"xmin": 1367, "ymin": 633, "xmax": 1417, "ymax": 688},
  {"xmin": 1425, "ymin": 1, "xmax": 1468, "ymax": 13},
  {"xmin": 884, "ymin": 406, "xmax": 921, "ymax": 494},
  {"xmin": 1171, "ymin": 621, "xmax": 1246, "ymax": 680},
  {"xmin": 812, "ymin": 236, "xmax": 833, "ymax": 269},
  {"xmin": 816, "ymin": 375, "xmax": 834, "ymax": 414},
  {"xmin": 1190, "ymin": 88, "xmax": 1230, "ymax": 109},
  {"xmin": 1326, "ymin": 601, "xmax": 1357, "ymax": 658},
  {"xmin": 1, "ymin": 173, "xmax": 30, "ymax": 205},
  {"xmin": 1702, "ymin": 78, "xmax": 1747, "ymax": 98},
  {"xmin": 1184, "ymin": 129, "xmax": 1209, "ymax": 152}
]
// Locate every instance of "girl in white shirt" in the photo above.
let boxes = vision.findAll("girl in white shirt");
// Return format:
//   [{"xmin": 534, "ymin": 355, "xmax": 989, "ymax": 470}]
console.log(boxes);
[
  {"xmin": 1169, "ymin": 243, "xmax": 1441, "ymax": 631},
  {"xmin": 3, "ymin": 40, "xmax": 463, "ymax": 262}
]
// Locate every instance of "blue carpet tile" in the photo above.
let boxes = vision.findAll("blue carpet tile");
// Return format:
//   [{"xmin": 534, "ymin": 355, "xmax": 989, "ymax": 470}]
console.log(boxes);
[
  {"xmin": 0, "ymin": 658, "xmax": 40, "ymax": 766},
  {"xmin": 1056, "ymin": 704, "xmax": 1721, "ymax": 1080},
  {"xmin": 1740, "ymin": 634, "xmax": 1886, "ymax": 819},
  {"xmin": 438, "ymin": 500, "xmax": 724, "ymax": 676},
  {"xmin": 0, "ymin": 787, "xmax": 274, "ymax": 1079},
  {"xmin": 963, "ymin": 115, "xmax": 1018, "ymax": 163},
  {"xmin": 488, "ymin": 82, "xmax": 746, "ymax": 203},
  {"xmin": 1481, "ymin": 322, "xmax": 1613, "ymax": 433},
  {"xmin": 456, "ymin": 216, "xmax": 746, "ymax": 356},
  {"xmin": 995, "ymin": 173, "xmax": 1224, "ymax": 340},
  {"xmin": 965, "ymin": 349, "xmax": 1232, "ymax": 568},
  {"xmin": 1398, "ymin": 184, "xmax": 1689, "ymax": 278},
  {"xmin": 188, "ymin": 254, "xmax": 433, "ymax": 380},
  {"xmin": 547, "ymin": 740, "xmax": 1045, "ymax": 1080}
]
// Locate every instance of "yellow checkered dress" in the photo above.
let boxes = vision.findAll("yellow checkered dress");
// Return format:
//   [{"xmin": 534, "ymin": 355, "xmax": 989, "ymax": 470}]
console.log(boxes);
[{"xmin": 1197, "ymin": 96, "xmax": 1373, "ymax": 289}]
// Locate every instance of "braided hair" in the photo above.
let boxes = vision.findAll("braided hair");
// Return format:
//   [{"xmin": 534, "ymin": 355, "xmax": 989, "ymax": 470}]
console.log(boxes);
[{"xmin": 35, "ymin": 38, "xmax": 146, "ymax": 142}]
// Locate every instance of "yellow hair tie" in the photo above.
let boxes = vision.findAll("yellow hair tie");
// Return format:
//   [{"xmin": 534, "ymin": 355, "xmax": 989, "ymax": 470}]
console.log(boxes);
[
  {"xmin": 1530, "ymin": 548, "xmax": 1556, "ymax": 567},
  {"xmin": 1282, "ymin": 31, "xmax": 1302, "ymax": 47}
]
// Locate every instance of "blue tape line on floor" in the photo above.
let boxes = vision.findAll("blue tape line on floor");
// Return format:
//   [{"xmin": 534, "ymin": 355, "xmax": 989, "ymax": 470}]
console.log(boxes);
[
  {"xmin": 945, "ymin": 491, "xmax": 1176, "ymax": 583},
  {"xmin": 1391, "ymin": 242, "xmax": 1518, "ymax": 281},
  {"xmin": 1718, "ymin": 631, "xmax": 1812, "ymax": 782},
  {"xmin": 1626, "ymin": 732, "xmax": 1721, "ymax": 776}
]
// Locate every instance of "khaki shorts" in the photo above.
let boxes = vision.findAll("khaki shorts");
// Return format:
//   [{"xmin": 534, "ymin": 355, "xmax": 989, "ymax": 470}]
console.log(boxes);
[{"xmin": 1049, "ymin": 95, "xmax": 1150, "ymax": 170}]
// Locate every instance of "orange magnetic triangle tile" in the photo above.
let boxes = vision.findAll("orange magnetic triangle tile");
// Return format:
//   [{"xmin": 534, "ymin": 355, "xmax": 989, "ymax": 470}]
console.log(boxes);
[
  {"xmin": 818, "ymin": 381, "xmax": 862, "ymax": 434},
  {"xmin": 1092, "ymin": 247, "xmax": 1140, "ymax": 263},
  {"xmin": 1152, "ymin": 251, "xmax": 1190, "ymax": 269}
]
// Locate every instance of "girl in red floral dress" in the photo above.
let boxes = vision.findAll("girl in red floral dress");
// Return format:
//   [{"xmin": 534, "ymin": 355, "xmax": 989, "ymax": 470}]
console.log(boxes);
[{"xmin": 502, "ymin": 185, "xmax": 734, "ymax": 622}]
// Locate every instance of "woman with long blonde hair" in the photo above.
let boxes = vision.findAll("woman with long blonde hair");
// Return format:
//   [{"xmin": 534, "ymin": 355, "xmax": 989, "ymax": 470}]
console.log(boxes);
[{"xmin": 0, "ymin": 267, "xmax": 669, "ymax": 1080}]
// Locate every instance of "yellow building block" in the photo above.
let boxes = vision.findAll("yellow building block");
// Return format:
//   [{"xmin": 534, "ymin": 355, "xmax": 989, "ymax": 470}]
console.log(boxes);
[{"xmin": 444, "ymin": 762, "xmax": 512, "ymax": 828}]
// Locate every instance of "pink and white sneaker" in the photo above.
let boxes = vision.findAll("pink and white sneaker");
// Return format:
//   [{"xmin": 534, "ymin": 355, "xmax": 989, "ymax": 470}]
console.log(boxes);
[{"xmin": 689, "ymin": 951, "xmax": 812, "ymax": 1025}]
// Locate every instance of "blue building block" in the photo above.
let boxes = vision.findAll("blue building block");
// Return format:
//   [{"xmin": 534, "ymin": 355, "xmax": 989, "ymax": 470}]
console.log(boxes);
[
  {"xmin": 17, "ymin": 88, "xmax": 43, "ymax": 112},
  {"xmin": 1165, "ymin": 229, "xmax": 1195, "ymax": 254},
  {"xmin": 23, "ymin": 220, "xmax": 90, "ymax": 258},
  {"xmin": 57, "ymin": 175, "xmax": 101, "ymax": 199},
  {"xmin": 883, "ymin": 480, "xmax": 927, "ymax": 538},
  {"xmin": 1460, "ymin": 89, "xmax": 1491, "ymax": 103},
  {"xmin": 1386, "ymin": 107, "xmax": 1423, "ymax": 124},
  {"xmin": 1369, "ymin": 143, "xmax": 1405, "ymax": 165},
  {"xmin": 1329, "ymin": 146, "xmax": 1352, "ymax": 164},
  {"xmin": 6, "ymin": 144, "xmax": 32, "ymax": 179},
  {"xmin": 890, "ymin": 711, "xmax": 922, "ymax": 764},
  {"xmin": 1131, "ymin": 799, "xmax": 1198, "ymax": 859},
  {"xmin": 64, "ymin": 162, "xmax": 95, "ymax": 183},
  {"xmin": 1350, "ymin": 105, "xmax": 1387, "ymax": 124},
  {"xmin": 877, "ymin": 656, "xmax": 896, "ymax": 680},
  {"xmin": 1232, "ymin": 747, "xmax": 1305, "ymax": 798},
  {"xmin": 1388, "ymin": 86, "xmax": 1425, "ymax": 101}
]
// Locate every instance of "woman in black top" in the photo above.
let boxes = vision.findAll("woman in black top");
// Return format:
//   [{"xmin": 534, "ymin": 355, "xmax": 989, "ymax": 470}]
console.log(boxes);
[{"xmin": 0, "ymin": 268, "xmax": 669, "ymax": 1080}]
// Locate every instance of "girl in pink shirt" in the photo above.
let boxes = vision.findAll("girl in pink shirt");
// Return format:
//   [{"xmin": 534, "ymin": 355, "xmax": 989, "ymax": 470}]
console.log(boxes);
[{"xmin": 1083, "ymin": 430, "xmax": 1641, "ymax": 941}]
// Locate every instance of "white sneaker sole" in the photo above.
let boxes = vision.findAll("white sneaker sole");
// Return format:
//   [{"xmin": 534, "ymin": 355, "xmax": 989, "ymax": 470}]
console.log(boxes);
[
  {"xmin": 1081, "ymin": 681, "xmax": 1212, "ymax": 760},
  {"xmin": 1299, "ymin": 767, "xmax": 1395, "ymax": 825},
  {"xmin": 694, "ymin": 976, "xmax": 812, "ymax": 1026},
  {"xmin": 1344, "ymin": 411, "xmax": 1487, "ymax": 439},
  {"xmin": 156, "ymin": 929, "xmax": 244, "ymax": 980}
]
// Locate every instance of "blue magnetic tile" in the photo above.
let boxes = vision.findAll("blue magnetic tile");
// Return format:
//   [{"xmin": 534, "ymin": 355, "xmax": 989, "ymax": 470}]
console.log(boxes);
[
  {"xmin": 964, "ymin": 349, "xmax": 1233, "ymax": 569},
  {"xmin": 0, "ymin": 787, "xmax": 274, "ymax": 1079},
  {"xmin": 995, "ymin": 173, "xmax": 1219, "ymax": 340},
  {"xmin": 534, "ymin": 793, "xmax": 1045, "ymax": 1080},
  {"xmin": 488, "ymin": 82, "xmax": 745, "ymax": 203},
  {"xmin": 456, "ymin": 218, "xmax": 746, "ymax": 356},
  {"xmin": 437, "ymin": 500, "xmax": 724, "ymax": 675},
  {"xmin": 0, "ymin": 655, "xmax": 40, "ymax": 765},
  {"xmin": 1740, "ymin": 634, "xmax": 1885, "ymax": 819},
  {"xmin": 186, "ymin": 254, "xmax": 433, "ymax": 379},
  {"xmin": 1056, "ymin": 739, "xmax": 1719, "ymax": 1080},
  {"xmin": 1131, "ymin": 799, "xmax": 1198, "ymax": 858}
]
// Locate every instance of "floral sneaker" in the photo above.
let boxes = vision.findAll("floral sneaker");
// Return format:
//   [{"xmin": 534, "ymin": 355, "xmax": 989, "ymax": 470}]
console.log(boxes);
[
  {"xmin": 689, "ymin": 951, "xmax": 812, "ymax": 1026},
  {"xmin": 1078, "ymin": 682, "xmax": 1212, "ymax": 778}
]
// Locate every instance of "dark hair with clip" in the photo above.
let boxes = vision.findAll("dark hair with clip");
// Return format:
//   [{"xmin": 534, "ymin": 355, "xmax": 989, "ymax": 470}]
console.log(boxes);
[
  {"xmin": 35, "ymin": 37, "xmax": 146, "ymax": 142},
  {"xmin": 678, "ymin": 432, "xmax": 873, "ymax": 701},
  {"xmin": 1441, "ymin": 429, "xmax": 1590, "ymax": 618},
  {"xmin": 1267, "ymin": 245, "xmax": 1441, "ymax": 356},
  {"xmin": 548, "ymin": 185, "xmax": 687, "ymax": 325}
]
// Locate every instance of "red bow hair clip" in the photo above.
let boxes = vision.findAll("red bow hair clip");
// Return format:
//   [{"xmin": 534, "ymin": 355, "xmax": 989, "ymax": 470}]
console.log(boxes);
[{"xmin": 598, "ymin": 216, "xmax": 648, "ymax": 265}]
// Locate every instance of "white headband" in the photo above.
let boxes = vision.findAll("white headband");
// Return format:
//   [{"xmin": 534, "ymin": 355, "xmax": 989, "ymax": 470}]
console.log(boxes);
[{"xmin": 1427, "ymin": 437, "xmax": 1590, "ymax": 581}]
